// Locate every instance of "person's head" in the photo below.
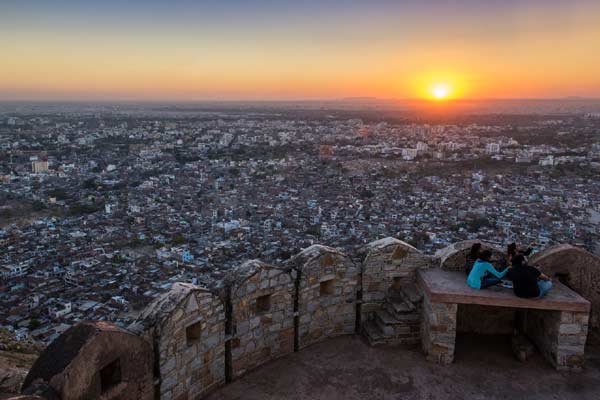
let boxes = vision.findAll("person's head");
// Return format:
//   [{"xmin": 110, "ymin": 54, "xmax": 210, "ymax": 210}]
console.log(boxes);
[
  {"xmin": 469, "ymin": 243, "xmax": 482, "ymax": 258},
  {"xmin": 479, "ymin": 249, "xmax": 492, "ymax": 262},
  {"xmin": 507, "ymin": 242, "xmax": 517, "ymax": 256},
  {"xmin": 512, "ymin": 253, "xmax": 526, "ymax": 267}
]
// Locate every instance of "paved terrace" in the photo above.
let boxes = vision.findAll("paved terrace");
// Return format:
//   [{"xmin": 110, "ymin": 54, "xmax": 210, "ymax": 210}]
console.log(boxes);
[{"xmin": 206, "ymin": 334, "xmax": 600, "ymax": 400}]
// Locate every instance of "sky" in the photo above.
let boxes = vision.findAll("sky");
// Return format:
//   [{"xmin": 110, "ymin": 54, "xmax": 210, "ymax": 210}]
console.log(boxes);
[{"xmin": 1, "ymin": 0, "xmax": 600, "ymax": 101}]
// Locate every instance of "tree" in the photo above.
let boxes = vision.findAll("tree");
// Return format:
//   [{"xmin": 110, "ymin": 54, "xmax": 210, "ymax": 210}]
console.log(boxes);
[
  {"xmin": 305, "ymin": 225, "xmax": 321, "ymax": 238},
  {"xmin": 171, "ymin": 234, "xmax": 186, "ymax": 245},
  {"xmin": 48, "ymin": 188, "xmax": 67, "ymax": 200},
  {"xmin": 0, "ymin": 208, "xmax": 11, "ymax": 219},
  {"xmin": 29, "ymin": 318, "xmax": 41, "ymax": 330},
  {"xmin": 467, "ymin": 216, "xmax": 493, "ymax": 233},
  {"xmin": 82, "ymin": 178, "xmax": 97, "ymax": 190},
  {"xmin": 31, "ymin": 200, "xmax": 46, "ymax": 211}
]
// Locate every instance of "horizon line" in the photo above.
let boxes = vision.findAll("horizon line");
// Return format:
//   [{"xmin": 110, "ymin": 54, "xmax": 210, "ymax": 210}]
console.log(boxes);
[{"xmin": 1, "ymin": 96, "xmax": 600, "ymax": 104}]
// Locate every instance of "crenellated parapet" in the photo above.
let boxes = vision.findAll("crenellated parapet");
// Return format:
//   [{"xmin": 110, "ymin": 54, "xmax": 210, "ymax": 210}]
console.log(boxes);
[
  {"xmin": 362, "ymin": 238, "xmax": 433, "ymax": 306},
  {"xmin": 129, "ymin": 282, "xmax": 226, "ymax": 400},
  {"xmin": 21, "ymin": 321, "xmax": 154, "ymax": 400},
  {"xmin": 289, "ymin": 245, "xmax": 359, "ymax": 349},
  {"xmin": 11, "ymin": 238, "xmax": 600, "ymax": 400},
  {"xmin": 226, "ymin": 260, "xmax": 295, "ymax": 379},
  {"xmin": 436, "ymin": 240, "xmax": 504, "ymax": 271},
  {"xmin": 529, "ymin": 244, "xmax": 600, "ymax": 329}
]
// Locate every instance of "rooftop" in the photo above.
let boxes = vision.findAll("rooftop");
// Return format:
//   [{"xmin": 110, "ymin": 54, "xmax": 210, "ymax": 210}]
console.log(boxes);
[{"xmin": 206, "ymin": 334, "xmax": 600, "ymax": 400}]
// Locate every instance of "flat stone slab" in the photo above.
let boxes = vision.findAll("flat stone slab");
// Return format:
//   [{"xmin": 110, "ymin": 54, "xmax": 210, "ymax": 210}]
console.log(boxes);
[{"xmin": 418, "ymin": 269, "xmax": 590, "ymax": 313}]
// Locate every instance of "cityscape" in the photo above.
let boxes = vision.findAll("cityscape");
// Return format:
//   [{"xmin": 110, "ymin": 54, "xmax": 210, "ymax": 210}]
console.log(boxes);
[
  {"xmin": 2, "ymin": 1, "xmax": 600, "ymax": 399},
  {"xmin": 2, "ymin": 101, "xmax": 600, "ymax": 344}
]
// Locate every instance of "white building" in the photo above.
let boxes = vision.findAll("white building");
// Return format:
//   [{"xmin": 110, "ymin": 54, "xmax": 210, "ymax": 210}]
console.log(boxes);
[
  {"xmin": 485, "ymin": 143, "xmax": 500, "ymax": 154},
  {"xmin": 539, "ymin": 155, "xmax": 555, "ymax": 166},
  {"xmin": 48, "ymin": 302, "xmax": 72, "ymax": 319},
  {"xmin": 31, "ymin": 160, "xmax": 49, "ymax": 173},
  {"xmin": 1, "ymin": 264, "xmax": 28, "ymax": 279}
]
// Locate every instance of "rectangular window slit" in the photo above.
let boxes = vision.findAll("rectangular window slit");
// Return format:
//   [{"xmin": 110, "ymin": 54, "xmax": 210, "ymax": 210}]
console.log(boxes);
[{"xmin": 320, "ymin": 279, "xmax": 335, "ymax": 296}]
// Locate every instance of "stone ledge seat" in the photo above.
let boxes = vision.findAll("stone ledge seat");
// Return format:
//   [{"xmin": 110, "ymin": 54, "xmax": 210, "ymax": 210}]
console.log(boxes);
[
  {"xmin": 418, "ymin": 269, "xmax": 590, "ymax": 313},
  {"xmin": 417, "ymin": 269, "xmax": 591, "ymax": 371}
]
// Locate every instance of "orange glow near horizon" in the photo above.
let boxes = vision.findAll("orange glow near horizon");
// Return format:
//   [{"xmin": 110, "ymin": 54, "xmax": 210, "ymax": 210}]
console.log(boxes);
[{"xmin": 1, "ymin": 2, "xmax": 600, "ymax": 101}]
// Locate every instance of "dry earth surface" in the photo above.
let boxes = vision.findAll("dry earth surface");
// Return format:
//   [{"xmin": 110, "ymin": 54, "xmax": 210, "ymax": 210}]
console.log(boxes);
[{"xmin": 207, "ymin": 332, "xmax": 600, "ymax": 400}]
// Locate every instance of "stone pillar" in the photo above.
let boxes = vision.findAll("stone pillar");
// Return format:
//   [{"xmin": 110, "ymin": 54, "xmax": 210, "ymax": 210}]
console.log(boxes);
[
  {"xmin": 421, "ymin": 295, "xmax": 457, "ymax": 364},
  {"xmin": 526, "ymin": 309, "xmax": 589, "ymax": 371}
]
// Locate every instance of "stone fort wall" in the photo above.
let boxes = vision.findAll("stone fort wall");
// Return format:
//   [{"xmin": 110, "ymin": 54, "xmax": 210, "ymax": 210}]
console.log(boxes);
[{"xmin": 16, "ymin": 239, "xmax": 600, "ymax": 400}]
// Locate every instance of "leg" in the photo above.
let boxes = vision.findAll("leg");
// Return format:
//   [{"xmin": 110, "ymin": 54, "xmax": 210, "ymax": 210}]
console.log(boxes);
[
  {"xmin": 481, "ymin": 277, "xmax": 501, "ymax": 289},
  {"xmin": 537, "ymin": 280, "xmax": 553, "ymax": 298}
]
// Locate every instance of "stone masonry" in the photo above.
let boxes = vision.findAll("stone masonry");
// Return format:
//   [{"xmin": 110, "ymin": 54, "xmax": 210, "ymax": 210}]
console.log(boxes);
[
  {"xmin": 420, "ymin": 295, "xmax": 457, "ymax": 364},
  {"xmin": 228, "ymin": 260, "xmax": 295, "ymax": 378},
  {"xmin": 362, "ymin": 238, "xmax": 432, "ymax": 311},
  {"xmin": 11, "ymin": 239, "xmax": 597, "ymax": 400},
  {"xmin": 361, "ymin": 238, "xmax": 430, "ymax": 346},
  {"xmin": 131, "ymin": 283, "xmax": 226, "ymax": 400},
  {"xmin": 526, "ymin": 309, "xmax": 589, "ymax": 371},
  {"xmin": 291, "ymin": 245, "xmax": 358, "ymax": 349},
  {"xmin": 436, "ymin": 240, "xmax": 504, "ymax": 272},
  {"xmin": 530, "ymin": 244, "xmax": 600, "ymax": 330}
]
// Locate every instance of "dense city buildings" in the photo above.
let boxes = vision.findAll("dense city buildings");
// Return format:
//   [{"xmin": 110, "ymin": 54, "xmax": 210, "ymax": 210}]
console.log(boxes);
[{"xmin": 1, "ymin": 101, "xmax": 600, "ymax": 347}]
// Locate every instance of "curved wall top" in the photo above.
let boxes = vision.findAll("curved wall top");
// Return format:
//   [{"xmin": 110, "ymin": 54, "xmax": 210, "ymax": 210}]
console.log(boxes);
[
  {"xmin": 530, "ymin": 244, "xmax": 600, "ymax": 329},
  {"xmin": 436, "ymin": 240, "xmax": 504, "ymax": 271}
]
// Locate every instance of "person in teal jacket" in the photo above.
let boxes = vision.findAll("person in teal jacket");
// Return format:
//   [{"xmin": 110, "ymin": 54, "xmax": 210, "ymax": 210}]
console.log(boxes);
[{"xmin": 467, "ymin": 250, "xmax": 509, "ymax": 289}]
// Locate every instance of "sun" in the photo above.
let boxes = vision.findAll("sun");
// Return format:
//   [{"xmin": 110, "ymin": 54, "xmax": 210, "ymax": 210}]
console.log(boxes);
[{"xmin": 431, "ymin": 83, "xmax": 451, "ymax": 100}]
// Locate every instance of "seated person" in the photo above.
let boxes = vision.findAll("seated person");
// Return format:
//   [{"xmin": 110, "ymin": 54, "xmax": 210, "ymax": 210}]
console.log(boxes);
[
  {"xmin": 465, "ymin": 242, "xmax": 481, "ymax": 276},
  {"xmin": 467, "ymin": 250, "xmax": 509, "ymax": 289},
  {"xmin": 508, "ymin": 254, "xmax": 552, "ymax": 298},
  {"xmin": 506, "ymin": 242, "xmax": 535, "ymax": 268}
]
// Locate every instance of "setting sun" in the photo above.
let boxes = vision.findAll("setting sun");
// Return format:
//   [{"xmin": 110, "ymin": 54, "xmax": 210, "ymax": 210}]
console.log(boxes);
[{"xmin": 431, "ymin": 84, "xmax": 451, "ymax": 100}]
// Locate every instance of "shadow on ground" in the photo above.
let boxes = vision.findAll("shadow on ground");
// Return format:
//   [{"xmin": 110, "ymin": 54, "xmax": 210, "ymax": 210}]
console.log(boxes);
[{"xmin": 207, "ymin": 333, "xmax": 600, "ymax": 400}]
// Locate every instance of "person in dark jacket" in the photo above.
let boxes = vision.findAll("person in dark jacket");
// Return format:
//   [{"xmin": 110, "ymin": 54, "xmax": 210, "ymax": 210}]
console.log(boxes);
[
  {"xmin": 506, "ymin": 242, "xmax": 535, "ymax": 268},
  {"xmin": 508, "ymin": 254, "xmax": 552, "ymax": 298}
]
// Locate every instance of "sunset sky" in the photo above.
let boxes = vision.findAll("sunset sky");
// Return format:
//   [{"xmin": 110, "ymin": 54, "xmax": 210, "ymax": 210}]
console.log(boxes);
[{"xmin": 1, "ymin": 0, "xmax": 600, "ymax": 101}]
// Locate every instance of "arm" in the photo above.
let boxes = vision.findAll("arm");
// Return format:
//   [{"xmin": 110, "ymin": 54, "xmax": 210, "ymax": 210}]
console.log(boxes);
[
  {"xmin": 529, "ymin": 266, "xmax": 550, "ymax": 281},
  {"xmin": 539, "ymin": 273, "xmax": 551, "ymax": 281},
  {"xmin": 485, "ymin": 262, "xmax": 508, "ymax": 279}
]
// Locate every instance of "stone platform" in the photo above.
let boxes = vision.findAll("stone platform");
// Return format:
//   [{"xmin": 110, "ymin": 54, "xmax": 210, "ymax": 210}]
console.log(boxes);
[{"xmin": 418, "ymin": 269, "xmax": 591, "ymax": 370}]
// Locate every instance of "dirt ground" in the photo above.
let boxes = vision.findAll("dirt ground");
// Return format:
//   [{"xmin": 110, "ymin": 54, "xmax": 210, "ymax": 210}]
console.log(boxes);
[
  {"xmin": 0, "ymin": 350, "xmax": 37, "ymax": 399},
  {"xmin": 207, "ymin": 333, "xmax": 600, "ymax": 400}
]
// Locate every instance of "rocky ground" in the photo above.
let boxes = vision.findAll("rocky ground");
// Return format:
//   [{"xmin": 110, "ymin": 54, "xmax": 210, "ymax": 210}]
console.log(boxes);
[
  {"xmin": 0, "ymin": 330, "xmax": 41, "ymax": 398},
  {"xmin": 207, "ymin": 332, "xmax": 600, "ymax": 400}
]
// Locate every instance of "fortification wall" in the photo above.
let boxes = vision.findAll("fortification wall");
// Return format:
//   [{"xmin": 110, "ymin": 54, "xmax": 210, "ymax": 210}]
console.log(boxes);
[
  {"xmin": 12, "ymin": 238, "xmax": 599, "ymax": 400},
  {"xmin": 361, "ymin": 238, "xmax": 432, "ymax": 315},
  {"xmin": 293, "ymin": 245, "xmax": 358, "ymax": 349},
  {"xmin": 436, "ymin": 240, "xmax": 504, "ymax": 271},
  {"xmin": 228, "ymin": 260, "xmax": 295, "ymax": 378},
  {"xmin": 530, "ymin": 244, "xmax": 600, "ymax": 330}
]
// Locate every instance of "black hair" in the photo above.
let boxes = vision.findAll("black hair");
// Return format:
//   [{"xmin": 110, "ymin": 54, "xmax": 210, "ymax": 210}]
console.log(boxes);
[
  {"xmin": 507, "ymin": 243, "xmax": 517, "ymax": 256},
  {"xmin": 479, "ymin": 249, "xmax": 492, "ymax": 261},
  {"xmin": 512, "ymin": 253, "xmax": 526, "ymax": 267},
  {"xmin": 469, "ymin": 243, "xmax": 482, "ymax": 258}
]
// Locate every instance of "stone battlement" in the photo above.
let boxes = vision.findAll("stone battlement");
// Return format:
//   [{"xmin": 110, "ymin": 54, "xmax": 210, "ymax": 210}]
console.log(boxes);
[{"xmin": 14, "ymin": 239, "xmax": 600, "ymax": 400}]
